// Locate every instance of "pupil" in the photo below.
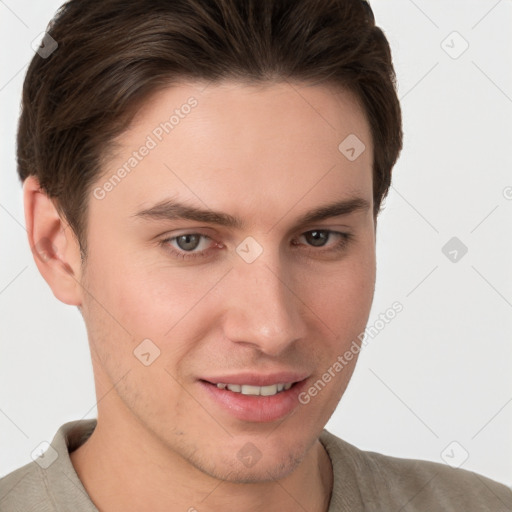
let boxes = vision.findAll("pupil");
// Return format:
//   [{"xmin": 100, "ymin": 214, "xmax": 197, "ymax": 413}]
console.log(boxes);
[
  {"xmin": 307, "ymin": 230, "xmax": 327, "ymax": 247},
  {"xmin": 177, "ymin": 234, "xmax": 200, "ymax": 251}
]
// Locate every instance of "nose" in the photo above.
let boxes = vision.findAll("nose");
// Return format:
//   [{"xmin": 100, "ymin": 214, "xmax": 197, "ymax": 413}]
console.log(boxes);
[{"xmin": 220, "ymin": 249, "xmax": 309, "ymax": 356}]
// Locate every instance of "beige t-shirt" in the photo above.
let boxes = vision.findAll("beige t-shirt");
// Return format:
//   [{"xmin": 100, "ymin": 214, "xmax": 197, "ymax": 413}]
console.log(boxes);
[{"xmin": 1, "ymin": 419, "xmax": 511, "ymax": 511}]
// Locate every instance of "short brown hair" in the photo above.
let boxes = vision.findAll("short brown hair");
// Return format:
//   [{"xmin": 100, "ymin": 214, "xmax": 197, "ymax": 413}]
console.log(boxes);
[{"xmin": 17, "ymin": 0, "xmax": 402, "ymax": 259}]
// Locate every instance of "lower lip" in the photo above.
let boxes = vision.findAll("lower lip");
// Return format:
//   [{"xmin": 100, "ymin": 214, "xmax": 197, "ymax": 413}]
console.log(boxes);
[{"xmin": 199, "ymin": 380, "xmax": 308, "ymax": 423}]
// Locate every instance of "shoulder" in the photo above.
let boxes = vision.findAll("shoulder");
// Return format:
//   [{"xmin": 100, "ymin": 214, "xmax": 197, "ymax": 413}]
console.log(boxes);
[
  {"xmin": 0, "ymin": 459, "xmax": 54, "ymax": 511},
  {"xmin": 0, "ymin": 419, "xmax": 98, "ymax": 512},
  {"xmin": 320, "ymin": 429, "xmax": 512, "ymax": 511}
]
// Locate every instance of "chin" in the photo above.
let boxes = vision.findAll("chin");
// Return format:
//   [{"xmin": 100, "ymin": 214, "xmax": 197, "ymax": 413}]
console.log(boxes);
[
  {"xmin": 203, "ymin": 453, "xmax": 304, "ymax": 484},
  {"xmin": 187, "ymin": 434, "xmax": 312, "ymax": 484}
]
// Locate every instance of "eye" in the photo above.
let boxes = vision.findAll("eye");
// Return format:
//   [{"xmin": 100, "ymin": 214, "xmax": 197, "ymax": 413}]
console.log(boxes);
[
  {"xmin": 303, "ymin": 230, "xmax": 334, "ymax": 247},
  {"xmin": 295, "ymin": 229, "xmax": 353, "ymax": 252},
  {"xmin": 173, "ymin": 234, "xmax": 204, "ymax": 252},
  {"xmin": 160, "ymin": 233, "xmax": 220, "ymax": 260}
]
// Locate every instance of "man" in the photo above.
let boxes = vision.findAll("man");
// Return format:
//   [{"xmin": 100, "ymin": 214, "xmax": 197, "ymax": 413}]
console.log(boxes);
[{"xmin": 1, "ymin": 0, "xmax": 511, "ymax": 510}]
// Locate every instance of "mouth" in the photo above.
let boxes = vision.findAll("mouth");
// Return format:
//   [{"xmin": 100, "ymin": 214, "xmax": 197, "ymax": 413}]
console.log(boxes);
[
  {"xmin": 212, "ymin": 382, "xmax": 294, "ymax": 396},
  {"xmin": 198, "ymin": 376, "xmax": 308, "ymax": 423}
]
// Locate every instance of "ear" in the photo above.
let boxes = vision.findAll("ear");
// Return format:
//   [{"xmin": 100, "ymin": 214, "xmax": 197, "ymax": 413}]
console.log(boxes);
[{"xmin": 23, "ymin": 175, "xmax": 84, "ymax": 306}]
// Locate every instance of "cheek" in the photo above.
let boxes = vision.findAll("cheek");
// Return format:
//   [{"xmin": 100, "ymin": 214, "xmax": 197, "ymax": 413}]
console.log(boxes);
[
  {"xmin": 85, "ymin": 247, "xmax": 230, "ymax": 362},
  {"xmin": 303, "ymin": 248, "xmax": 376, "ymax": 340},
  {"xmin": 115, "ymin": 267, "xmax": 226, "ymax": 330},
  {"xmin": 86, "ymin": 242, "xmax": 189, "ymax": 326},
  {"xmin": 296, "ymin": 254, "xmax": 375, "ymax": 423}
]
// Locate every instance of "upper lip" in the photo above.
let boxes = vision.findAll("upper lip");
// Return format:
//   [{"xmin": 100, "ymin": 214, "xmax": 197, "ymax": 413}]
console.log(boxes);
[{"xmin": 201, "ymin": 372, "xmax": 310, "ymax": 387}]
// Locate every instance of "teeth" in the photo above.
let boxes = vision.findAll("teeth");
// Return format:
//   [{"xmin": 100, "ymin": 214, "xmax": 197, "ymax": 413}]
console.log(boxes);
[
  {"xmin": 216, "ymin": 382, "xmax": 293, "ymax": 396},
  {"xmin": 241, "ymin": 384, "xmax": 262, "ymax": 395},
  {"xmin": 259, "ymin": 384, "xmax": 278, "ymax": 396}
]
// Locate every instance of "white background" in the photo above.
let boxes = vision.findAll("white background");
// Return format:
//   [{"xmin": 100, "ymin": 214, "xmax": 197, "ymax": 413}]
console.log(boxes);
[{"xmin": 1, "ymin": 0, "xmax": 511, "ymax": 487}]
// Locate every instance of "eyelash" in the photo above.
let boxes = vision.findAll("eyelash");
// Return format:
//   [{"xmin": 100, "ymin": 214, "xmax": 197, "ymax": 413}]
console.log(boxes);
[{"xmin": 159, "ymin": 230, "xmax": 354, "ymax": 261}]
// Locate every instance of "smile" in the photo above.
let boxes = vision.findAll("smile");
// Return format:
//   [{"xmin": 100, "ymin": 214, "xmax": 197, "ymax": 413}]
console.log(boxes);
[{"xmin": 215, "ymin": 382, "xmax": 294, "ymax": 396}]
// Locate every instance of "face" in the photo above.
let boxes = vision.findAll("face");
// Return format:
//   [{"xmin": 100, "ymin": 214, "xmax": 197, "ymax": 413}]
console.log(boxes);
[{"xmin": 79, "ymin": 80, "xmax": 376, "ymax": 482}]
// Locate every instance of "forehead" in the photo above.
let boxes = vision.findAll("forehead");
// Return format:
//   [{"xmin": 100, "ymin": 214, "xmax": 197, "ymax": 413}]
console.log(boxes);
[{"xmin": 92, "ymin": 80, "xmax": 373, "ymax": 227}]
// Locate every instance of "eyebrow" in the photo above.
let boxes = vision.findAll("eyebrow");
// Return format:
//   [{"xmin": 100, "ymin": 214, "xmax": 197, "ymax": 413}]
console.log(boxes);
[{"xmin": 132, "ymin": 196, "xmax": 371, "ymax": 230}]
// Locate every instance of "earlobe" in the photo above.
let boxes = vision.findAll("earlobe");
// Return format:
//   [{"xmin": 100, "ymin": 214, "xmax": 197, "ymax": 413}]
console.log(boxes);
[{"xmin": 23, "ymin": 175, "xmax": 84, "ymax": 306}]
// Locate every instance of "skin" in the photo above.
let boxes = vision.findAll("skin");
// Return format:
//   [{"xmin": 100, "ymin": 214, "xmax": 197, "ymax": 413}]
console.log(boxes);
[{"xmin": 23, "ymin": 80, "xmax": 376, "ymax": 511}]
